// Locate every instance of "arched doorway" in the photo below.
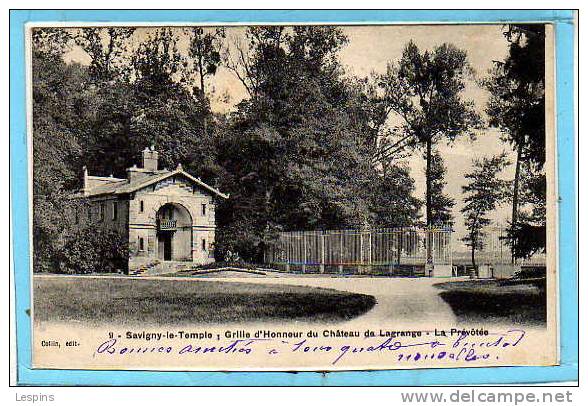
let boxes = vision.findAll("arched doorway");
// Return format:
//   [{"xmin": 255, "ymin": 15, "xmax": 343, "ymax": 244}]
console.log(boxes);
[{"xmin": 156, "ymin": 203, "xmax": 193, "ymax": 261}]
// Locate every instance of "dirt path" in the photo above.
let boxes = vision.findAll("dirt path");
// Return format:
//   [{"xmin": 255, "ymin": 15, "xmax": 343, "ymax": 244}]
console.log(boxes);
[
  {"xmin": 198, "ymin": 276, "xmax": 460, "ymax": 327},
  {"xmin": 34, "ymin": 273, "xmax": 459, "ymax": 327}
]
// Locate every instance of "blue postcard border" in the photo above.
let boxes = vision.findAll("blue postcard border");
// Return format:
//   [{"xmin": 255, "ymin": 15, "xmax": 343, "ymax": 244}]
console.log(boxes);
[{"xmin": 10, "ymin": 9, "xmax": 577, "ymax": 386}]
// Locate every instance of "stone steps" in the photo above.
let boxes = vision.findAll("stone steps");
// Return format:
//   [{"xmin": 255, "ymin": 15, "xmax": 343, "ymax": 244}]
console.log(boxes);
[
  {"xmin": 128, "ymin": 260, "xmax": 161, "ymax": 277},
  {"xmin": 129, "ymin": 260, "xmax": 197, "ymax": 276}
]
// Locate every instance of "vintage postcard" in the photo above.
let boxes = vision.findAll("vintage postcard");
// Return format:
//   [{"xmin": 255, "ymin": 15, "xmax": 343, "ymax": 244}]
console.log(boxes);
[{"xmin": 27, "ymin": 21, "xmax": 558, "ymax": 372}]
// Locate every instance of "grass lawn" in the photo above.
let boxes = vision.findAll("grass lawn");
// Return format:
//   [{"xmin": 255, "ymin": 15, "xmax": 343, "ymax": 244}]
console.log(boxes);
[
  {"xmin": 34, "ymin": 276, "xmax": 376, "ymax": 325},
  {"xmin": 434, "ymin": 279, "xmax": 546, "ymax": 326}
]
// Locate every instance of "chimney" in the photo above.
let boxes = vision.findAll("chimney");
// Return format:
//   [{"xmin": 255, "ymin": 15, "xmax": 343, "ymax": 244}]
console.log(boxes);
[
  {"xmin": 142, "ymin": 146, "xmax": 158, "ymax": 172},
  {"xmin": 126, "ymin": 164, "xmax": 141, "ymax": 183}
]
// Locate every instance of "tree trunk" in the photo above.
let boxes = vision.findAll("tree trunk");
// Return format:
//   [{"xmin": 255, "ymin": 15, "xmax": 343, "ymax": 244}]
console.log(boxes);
[
  {"xmin": 511, "ymin": 143, "xmax": 523, "ymax": 263},
  {"xmin": 199, "ymin": 57, "xmax": 205, "ymax": 97},
  {"xmin": 471, "ymin": 242, "xmax": 476, "ymax": 269},
  {"xmin": 426, "ymin": 139, "xmax": 432, "ymax": 226},
  {"xmin": 198, "ymin": 55, "xmax": 208, "ymax": 137},
  {"xmin": 425, "ymin": 139, "xmax": 433, "ymax": 263}
]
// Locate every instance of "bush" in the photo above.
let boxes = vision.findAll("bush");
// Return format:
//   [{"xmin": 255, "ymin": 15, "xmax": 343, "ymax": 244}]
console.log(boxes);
[
  {"xmin": 514, "ymin": 266, "xmax": 546, "ymax": 280},
  {"xmin": 59, "ymin": 226, "xmax": 128, "ymax": 274}
]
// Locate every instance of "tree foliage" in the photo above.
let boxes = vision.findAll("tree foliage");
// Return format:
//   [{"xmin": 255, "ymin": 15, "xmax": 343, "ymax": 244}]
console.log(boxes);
[
  {"xmin": 215, "ymin": 27, "xmax": 421, "ymax": 261},
  {"xmin": 506, "ymin": 164, "xmax": 547, "ymax": 258},
  {"xmin": 461, "ymin": 154, "xmax": 511, "ymax": 268},
  {"xmin": 427, "ymin": 151, "xmax": 455, "ymax": 226},
  {"xmin": 485, "ymin": 24, "xmax": 546, "ymax": 259},
  {"xmin": 486, "ymin": 25, "xmax": 545, "ymax": 168},
  {"xmin": 74, "ymin": 27, "xmax": 135, "ymax": 82},
  {"xmin": 31, "ymin": 42, "xmax": 85, "ymax": 272},
  {"xmin": 32, "ymin": 26, "xmax": 538, "ymax": 272},
  {"xmin": 188, "ymin": 27, "xmax": 226, "ymax": 96}
]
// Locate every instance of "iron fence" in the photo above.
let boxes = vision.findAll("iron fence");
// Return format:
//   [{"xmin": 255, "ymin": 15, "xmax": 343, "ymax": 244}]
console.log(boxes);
[
  {"xmin": 264, "ymin": 227, "xmax": 452, "ymax": 275},
  {"xmin": 452, "ymin": 226, "xmax": 546, "ymax": 267}
]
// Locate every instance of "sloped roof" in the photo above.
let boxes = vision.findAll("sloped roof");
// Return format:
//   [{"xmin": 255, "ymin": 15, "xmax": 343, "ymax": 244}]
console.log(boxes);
[{"xmin": 83, "ymin": 169, "xmax": 229, "ymax": 199}]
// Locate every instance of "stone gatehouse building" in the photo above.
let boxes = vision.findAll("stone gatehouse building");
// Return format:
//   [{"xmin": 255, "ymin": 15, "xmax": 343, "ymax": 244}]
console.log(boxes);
[{"xmin": 72, "ymin": 147, "xmax": 228, "ymax": 275}]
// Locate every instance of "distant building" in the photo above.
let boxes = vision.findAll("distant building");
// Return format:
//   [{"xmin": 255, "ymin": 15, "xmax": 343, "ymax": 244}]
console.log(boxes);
[{"xmin": 71, "ymin": 147, "xmax": 228, "ymax": 275}]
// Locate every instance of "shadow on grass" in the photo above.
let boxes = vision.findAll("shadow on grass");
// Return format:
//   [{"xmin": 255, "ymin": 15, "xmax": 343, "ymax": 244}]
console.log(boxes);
[
  {"xmin": 434, "ymin": 279, "xmax": 546, "ymax": 326},
  {"xmin": 34, "ymin": 276, "xmax": 376, "ymax": 326}
]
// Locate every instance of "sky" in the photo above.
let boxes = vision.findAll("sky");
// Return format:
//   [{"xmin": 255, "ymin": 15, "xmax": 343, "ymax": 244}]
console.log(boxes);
[{"xmin": 63, "ymin": 24, "xmax": 519, "ymax": 247}]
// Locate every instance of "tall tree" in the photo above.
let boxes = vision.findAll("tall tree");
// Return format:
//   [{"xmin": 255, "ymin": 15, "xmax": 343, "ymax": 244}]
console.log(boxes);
[
  {"xmin": 377, "ymin": 41, "xmax": 483, "ymax": 230},
  {"xmin": 187, "ymin": 27, "xmax": 226, "ymax": 138},
  {"xmin": 485, "ymin": 24, "xmax": 546, "ymax": 259},
  {"xmin": 461, "ymin": 154, "xmax": 511, "ymax": 269},
  {"xmin": 188, "ymin": 27, "xmax": 225, "ymax": 97}
]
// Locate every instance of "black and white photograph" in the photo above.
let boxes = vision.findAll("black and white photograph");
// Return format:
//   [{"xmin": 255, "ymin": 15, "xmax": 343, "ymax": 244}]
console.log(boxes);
[{"xmin": 29, "ymin": 22, "xmax": 557, "ymax": 371}]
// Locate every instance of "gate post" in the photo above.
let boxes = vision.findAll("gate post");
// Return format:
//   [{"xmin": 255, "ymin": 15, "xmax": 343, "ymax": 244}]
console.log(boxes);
[
  {"xmin": 448, "ymin": 225, "xmax": 453, "ymax": 270},
  {"xmin": 285, "ymin": 233, "xmax": 290, "ymax": 272},
  {"xmin": 338, "ymin": 233, "xmax": 344, "ymax": 274},
  {"xmin": 301, "ymin": 232, "xmax": 306, "ymax": 273},
  {"xmin": 368, "ymin": 231, "xmax": 372, "ymax": 273},
  {"xmin": 320, "ymin": 233, "xmax": 325, "ymax": 273},
  {"xmin": 359, "ymin": 232, "xmax": 363, "ymax": 274}
]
